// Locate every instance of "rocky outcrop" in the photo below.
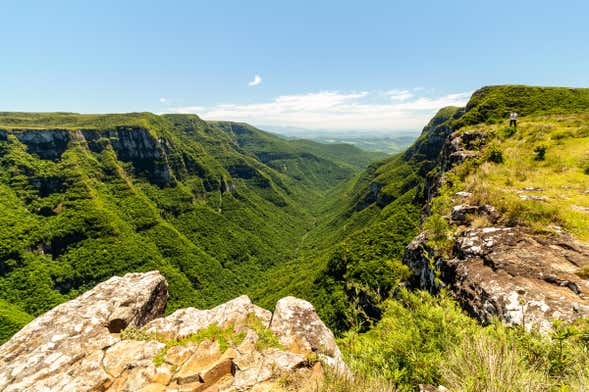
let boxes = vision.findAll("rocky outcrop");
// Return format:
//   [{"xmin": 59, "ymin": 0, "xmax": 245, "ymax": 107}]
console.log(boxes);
[
  {"xmin": 406, "ymin": 229, "xmax": 589, "ymax": 332},
  {"xmin": 444, "ymin": 227, "xmax": 589, "ymax": 330},
  {"xmin": 269, "ymin": 297, "xmax": 345, "ymax": 370},
  {"xmin": 0, "ymin": 272, "xmax": 345, "ymax": 391},
  {"xmin": 13, "ymin": 129, "xmax": 72, "ymax": 160},
  {"xmin": 0, "ymin": 271, "xmax": 167, "ymax": 391},
  {"xmin": 450, "ymin": 204, "xmax": 500, "ymax": 225},
  {"xmin": 404, "ymin": 127, "xmax": 589, "ymax": 330}
]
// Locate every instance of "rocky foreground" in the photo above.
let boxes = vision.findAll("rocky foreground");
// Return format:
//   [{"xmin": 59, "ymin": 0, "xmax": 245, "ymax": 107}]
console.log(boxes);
[{"xmin": 0, "ymin": 271, "xmax": 346, "ymax": 391}]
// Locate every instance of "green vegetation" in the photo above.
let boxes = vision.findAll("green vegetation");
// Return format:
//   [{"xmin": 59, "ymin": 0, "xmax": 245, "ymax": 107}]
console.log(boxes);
[
  {"xmin": 245, "ymin": 313, "xmax": 283, "ymax": 351},
  {"xmin": 0, "ymin": 112, "xmax": 368, "ymax": 343},
  {"xmin": 0, "ymin": 299, "xmax": 32, "ymax": 343},
  {"xmin": 338, "ymin": 289, "xmax": 589, "ymax": 391},
  {"xmin": 455, "ymin": 85, "xmax": 589, "ymax": 127},
  {"xmin": 441, "ymin": 112, "xmax": 589, "ymax": 240},
  {"xmin": 287, "ymin": 139, "xmax": 388, "ymax": 169},
  {"xmin": 1, "ymin": 85, "xmax": 589, "ymax": 391}
]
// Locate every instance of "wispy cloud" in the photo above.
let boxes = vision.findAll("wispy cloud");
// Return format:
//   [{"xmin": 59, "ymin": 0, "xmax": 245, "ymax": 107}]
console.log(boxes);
[
  {"xmin": 386, "ymin": 89, "xmax": 413, "ymax": 101},
  {"xmin": 160, "ymin": 97, "xmax": 171, "ymax": 105},
  {"xmin": 248, "ymin": 74, "xmax": 262, "ymax": 87},
  {"xmin": 168, "ymin": 89, "xmax": 471, "ymax": 131}
]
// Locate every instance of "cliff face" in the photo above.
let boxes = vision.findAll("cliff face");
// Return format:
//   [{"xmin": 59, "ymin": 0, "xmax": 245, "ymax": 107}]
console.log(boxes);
[
  {"xmin": 6, "ymin": 127, "xmax": 173, "ymax": 185},
  {"xmin": 401, "ymin": 87, "xmax": 589, "ymax": 330},
  {"xmin": 0, "ymin": 271, "xmax": 345, "ymax": 391}
]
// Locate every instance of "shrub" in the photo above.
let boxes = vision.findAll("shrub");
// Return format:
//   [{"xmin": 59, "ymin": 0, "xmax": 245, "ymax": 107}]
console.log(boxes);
[
  {"xmin": 533, "ymin": 145, "xmax": 547, "ymax": 161},
  {"xmin": 502, "ymin": 127, "xmax": 517, "ymax": 138},
  {"xmin": 580, "ymin": 155, "xmax": 589, "ymax": 175},
  {"xmin": 485, "ymin": 145, "xmax": 504, "ymax": 164},
  {"xmin": 423, "ymin": 213, "xmax": 452, "ymax": 254},
  {"xmin": 338, "ymin": 289, "xmax": 478, "ymax": 389}
]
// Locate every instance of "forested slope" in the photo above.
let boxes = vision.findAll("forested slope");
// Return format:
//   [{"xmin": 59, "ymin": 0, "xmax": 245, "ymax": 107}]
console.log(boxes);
[{"xmin": 0, "ymin": 112, "xmax": 379, "ymax": 342}]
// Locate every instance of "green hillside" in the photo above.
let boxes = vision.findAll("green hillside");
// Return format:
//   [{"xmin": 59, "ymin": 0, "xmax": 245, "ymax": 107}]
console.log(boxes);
[
  {"xmin": 0, "ymin": 112, "xmax": 367, "ymax": 341},
  {"xmin": 288, "ymin": 139, "xmax": 388, "ymax": 169}
]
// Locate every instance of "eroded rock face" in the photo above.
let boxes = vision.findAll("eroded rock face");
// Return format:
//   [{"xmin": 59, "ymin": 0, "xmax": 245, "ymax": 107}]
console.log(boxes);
[
  {"xmin": 444, "ymin": 227, "xmax": 589, "ymax": 330},
  {"xmin": 0, "ymin": 272, "xmax": 345, "ymax": 391},
  {"xmin": 406, "ymin": 227, "xmax": 589, "ymax": 330},
  {"xmin": 3, "ymin": 127, "xmax": 173, "ymax": 185},
  {"xmin": 14, "ymin": 129, "xmax": 71, "ymax": 160},
  {"xmin": 441, "ymin": 130, "xmax": 486, "ymax": 171},
  {"xmin": 80, "ymin": 127, "xmax": 173, "ymax": 186}
]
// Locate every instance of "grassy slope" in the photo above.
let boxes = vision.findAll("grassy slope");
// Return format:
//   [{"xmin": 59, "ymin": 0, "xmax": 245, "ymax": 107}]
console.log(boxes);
[
  {"xmin": 0, "ymin": 112, "xmax": 367, "ymax": 342},
  {"xmin": 450, "ymin": 112, "xmax": 589, "ymax": 239}
]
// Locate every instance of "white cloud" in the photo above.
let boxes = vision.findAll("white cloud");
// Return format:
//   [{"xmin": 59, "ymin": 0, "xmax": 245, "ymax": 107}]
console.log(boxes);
[
  {"xmin": 248, "ymin": 74, "xmax": 262, "ymax": 87},
  {"xmin": 168, "ymin": 89, "xmax": 471, "ymax": 131},
  {"xmin": 386, "ymin": 89, "xmax": 413, "ymax": 101}
]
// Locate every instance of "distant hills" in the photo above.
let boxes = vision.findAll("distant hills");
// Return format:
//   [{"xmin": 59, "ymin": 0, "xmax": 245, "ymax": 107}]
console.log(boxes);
[{"xmin": 262, "ymin": 126, "xmax": 419, "ymax": 154}]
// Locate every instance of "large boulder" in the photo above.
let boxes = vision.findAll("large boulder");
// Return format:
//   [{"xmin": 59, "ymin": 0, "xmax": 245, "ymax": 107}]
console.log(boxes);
[
  {"xmin": 0, "ymin": 271, "xmax": 168, "ymax": 392},
  {"xmin": 405, "ymin": 227, "xmax": 589, "ymax": 331},
  {"xmin": 0, "ymin": 272, "xmax": 345, "ymax": 391},
  {"xmin": 269, "ymin": 296, "xmax": 346, "ymax": 370}
]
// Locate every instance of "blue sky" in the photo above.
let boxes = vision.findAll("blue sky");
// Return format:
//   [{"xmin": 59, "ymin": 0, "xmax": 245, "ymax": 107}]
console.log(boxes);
[{"xmin": 1, "ymin": 0, "xmax": 588, "ymax": 131}]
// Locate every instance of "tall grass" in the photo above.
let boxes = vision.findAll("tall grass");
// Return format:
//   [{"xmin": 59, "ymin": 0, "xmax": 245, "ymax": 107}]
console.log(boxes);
[
  {"xmin": 334, "ymin": 290, "xmax": 589, "ymax": 391},
  {"xmin": 441, "ymin": 331, "xmax": 548, "ymax": 392}
]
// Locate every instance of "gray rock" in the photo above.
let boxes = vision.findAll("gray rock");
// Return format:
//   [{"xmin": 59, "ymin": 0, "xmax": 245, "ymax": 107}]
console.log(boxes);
[
  {"xmin": 270, "ymin": 296, "xmax": 346, "ymax": 371},
  {"xmin": 0, "ymin": 271, "xmax": 168, "ymax": 391},
  {"xmin": 14, "ymin": 129, "xmax": 71, "ymax": 160},
  {"xmin": 455, "ymin": 191, "xmax": 472, "ymax": 198},
  {"xmin": 572, "ymin": 205, "xmax": 589, "ymax": 213},
  {"xmin": 519, "ymin": 195, "xmax": 549, "ymax": 201},
  {"xmin": 0, "ymin": 272, "xmax": 342, "ymax": 391},
  {"xmin": 404, "ymin": 227, "xmax": 589, "ymax": 331},
  {"xmin": 451, "ymin": 204, "xmax": 500, "ymax": 224}
]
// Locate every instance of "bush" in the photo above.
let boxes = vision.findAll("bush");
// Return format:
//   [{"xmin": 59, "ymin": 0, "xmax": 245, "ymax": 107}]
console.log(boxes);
[
  {"xmin": 580, "ymin": 155, "xmax": 589, "ymax": 175},
  {"xmin": 502, "ymin": 127, "xmax": 517, "ymax": 138},
  {"xmin": 533, "ymin": 145, "xmax": 547, "ymax": 161},
  {"xmin": 423, "ymin": 213, "xmax": 452, "ymax": 254},
  {"xmin": 339, "ymin": 289, "xmax": 589, "ymax": 391},
  {"xmin": 338, "ymin": 289, "xmax": 478, "ymax": 390},
  {"xmin": 485, "ymin": 145, "xmax": 504, "ymax": 163}
]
